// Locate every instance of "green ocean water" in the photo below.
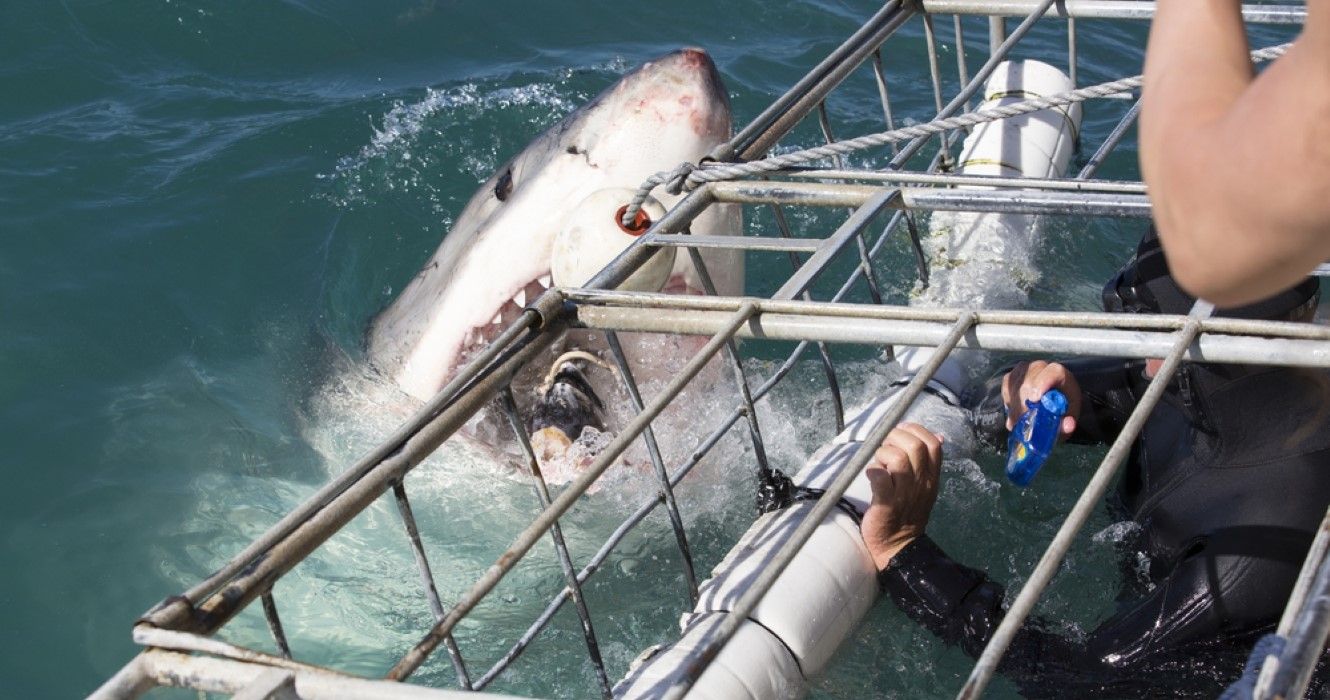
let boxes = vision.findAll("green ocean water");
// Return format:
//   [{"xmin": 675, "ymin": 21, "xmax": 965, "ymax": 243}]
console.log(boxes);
[{"xmin": 0, "ymin": 3, "xmax": 1303, "ymax": 698}]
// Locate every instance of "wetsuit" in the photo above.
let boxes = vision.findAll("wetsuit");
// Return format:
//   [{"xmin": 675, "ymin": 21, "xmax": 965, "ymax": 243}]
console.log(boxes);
[{"xmin": 881, "ymin": 356, "xmax": 1330, "ymax": 697}]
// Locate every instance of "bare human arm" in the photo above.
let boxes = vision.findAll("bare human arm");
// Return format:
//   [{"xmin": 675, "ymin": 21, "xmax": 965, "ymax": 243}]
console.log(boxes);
[{"xmin": 1141, "ymin": 2, "xmax": 1330, "ymax": 307}]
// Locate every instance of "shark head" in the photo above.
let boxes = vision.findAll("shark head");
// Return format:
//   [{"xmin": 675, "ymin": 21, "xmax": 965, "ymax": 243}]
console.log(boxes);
[{"xmin": 368, "ymin": 49, "xmax": 738, "ymax": 402}]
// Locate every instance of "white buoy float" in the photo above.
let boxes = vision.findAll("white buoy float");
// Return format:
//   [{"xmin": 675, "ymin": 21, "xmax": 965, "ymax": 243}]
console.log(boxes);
[
  {"xmin": 552, "ymin": 188, "xmax": 675, "ymax": 292},
  {"xmin": 615, "ymin": 60, "xmax": 1082, "ymax": 699}
]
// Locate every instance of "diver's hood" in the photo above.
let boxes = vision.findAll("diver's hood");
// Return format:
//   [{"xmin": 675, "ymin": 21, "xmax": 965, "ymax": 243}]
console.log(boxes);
[
  {"xmin": 1101, "ymin": 225, "xmax": 1319, "ymax": 320},
  {"xmin": 1104, "ymin": 226, "xmax": 1322, "ymax": 437}
]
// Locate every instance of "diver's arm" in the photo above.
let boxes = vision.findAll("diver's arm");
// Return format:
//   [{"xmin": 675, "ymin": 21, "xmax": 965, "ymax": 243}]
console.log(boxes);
[
  {"xmin": 879, "ymin": 529, "xmax": 1297, "ymax": 696},
  {"xmin": 861, "ymin": 424, "xmax": 944, "ymax": 567},
  {"xmin": 1141, "ymin": 3, "xmax": 1330, "ymax": 306}
]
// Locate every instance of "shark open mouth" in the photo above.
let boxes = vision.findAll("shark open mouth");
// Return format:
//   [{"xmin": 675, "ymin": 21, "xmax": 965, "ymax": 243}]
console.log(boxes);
[{"xmin": 452, "ymin": 271, "xmax": 703, "ymax": 380}]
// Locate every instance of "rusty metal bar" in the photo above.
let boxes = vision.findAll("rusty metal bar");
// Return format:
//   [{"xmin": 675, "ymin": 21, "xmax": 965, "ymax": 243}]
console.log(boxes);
[
  {"xmin": 260, "ymin": 592, "xmax": 293, "ymax": 660},
  {"xmin": 391, "ymin": 481, "xmax": 472, "ymax": 688}
]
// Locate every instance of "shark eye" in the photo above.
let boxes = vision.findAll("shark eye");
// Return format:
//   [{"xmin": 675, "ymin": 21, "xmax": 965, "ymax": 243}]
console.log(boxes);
[{"xmin": 494, "ymin": 169, "xmax": 514, "ymax": 202}]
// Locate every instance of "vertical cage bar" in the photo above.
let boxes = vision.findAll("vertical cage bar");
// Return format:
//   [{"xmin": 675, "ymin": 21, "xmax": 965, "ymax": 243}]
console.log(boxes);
[
  {"xmin": 1254, "ymin": 507, "xmax": 1330, "ymax": 697},
  {"xmin": 892, "ymin": 0, "xmax": 1056, "ymax": 168},
  {"xmin": 604, "ymin": 331, "xmax": 700, "ymax": 604},
  {"xmin": 260, "ymin": 592, "xmax": 293, "ymax": 660},
  {"xmin": 683, "ymin": 246, "xmax": 777, "ymax": 503},
  {"xmin": 869, "ymin": 50, "xmax": 900, "ymax": 156},
  {"xmin": 817, "ymin": 103, "xmax": 887, "ymax": 306},
  {"xmin": 921, "ymin": 13, "xmax": 954, "ymax": 167},
  {"xmin": 391, "ymin": 481, "xmax": 473, "ymax": 689},
  {"xmin": 953, "ymin": 14, "xmax": 973, "ymax": 112},
  {"xmin": 1067, "ymin": 17, "xmax": 1079, "ymax": 86},
  {"xmin": 958, "ymin": 319, "xmax": 1204, "ymax": 699},
  {"xmin": 728, "ymin": 1, "xmax": 914, "ymax": 161},
  {"xmin": 1076, "ymin": 99, "xmax": 1141, "ymax": 180},
  {"xmin": 1269, "ymin": 557, "xmax": 1330, "ymax": 699},
  {"xmin": 769, "ymin": 202, "xmax": 847, "ymax": 431},
  {"xmin": 988, "ymin": 16, "xmax": 1007, "ymax": 55},
  {"xmin": 477, "ymin": 329, "xmax": 847, "ymax": 688},
  {"xmin": 497, "ymin": 389, "xmax": 613, "ymax": 698},
  {"xmin": 389, "ymin": 303, "xmax": 757, "ymax": 681}
]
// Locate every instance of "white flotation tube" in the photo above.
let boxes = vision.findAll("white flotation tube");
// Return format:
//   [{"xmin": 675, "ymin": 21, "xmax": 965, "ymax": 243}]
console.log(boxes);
[{"xmin": 614, "ymin": 60, "xmax": 1082, "ymax": 699}]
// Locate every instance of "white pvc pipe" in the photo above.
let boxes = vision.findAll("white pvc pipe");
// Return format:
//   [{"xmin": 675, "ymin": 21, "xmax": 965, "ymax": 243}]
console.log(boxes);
[{"xmin": 614, "ymin": 61, "xmax": 1082, "ymax": 699}]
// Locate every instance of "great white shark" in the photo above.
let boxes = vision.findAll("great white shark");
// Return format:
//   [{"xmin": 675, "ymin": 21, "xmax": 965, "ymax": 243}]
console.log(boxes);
[{"xmin": 367, "ymin": 48, "xmax": 743, "ymax": 465}]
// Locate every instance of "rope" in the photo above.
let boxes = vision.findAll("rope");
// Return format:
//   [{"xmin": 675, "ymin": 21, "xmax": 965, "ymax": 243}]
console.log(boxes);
[
  {"xmin": 622, "ymin": 42, "xmax": 1291, "ymax": 226},
  {"xmin": 536, "ymin": 350, "xmax": 619, "ymax": 396}
]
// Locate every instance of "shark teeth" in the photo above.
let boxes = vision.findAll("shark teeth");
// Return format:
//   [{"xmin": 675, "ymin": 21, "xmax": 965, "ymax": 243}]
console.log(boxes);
[{"xmin": 464, "ymin": 274, "xmax": 559, "ymax": 354}]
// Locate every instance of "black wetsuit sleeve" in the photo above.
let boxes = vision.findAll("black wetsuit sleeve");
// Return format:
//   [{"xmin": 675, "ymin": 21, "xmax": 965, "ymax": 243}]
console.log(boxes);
[
  {"xmin": 879, "ymin": 533, "xmax": 1289, "ymax": 696},
  {"xmin": 1063, "ymin": 358, "xmax": 1143, "ymax": 446}
]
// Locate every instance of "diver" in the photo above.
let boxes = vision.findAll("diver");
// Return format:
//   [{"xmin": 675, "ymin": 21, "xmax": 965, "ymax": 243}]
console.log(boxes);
[{"xmin": 861, "ymin": 226, "xmax": 1330, "ymax": 697}]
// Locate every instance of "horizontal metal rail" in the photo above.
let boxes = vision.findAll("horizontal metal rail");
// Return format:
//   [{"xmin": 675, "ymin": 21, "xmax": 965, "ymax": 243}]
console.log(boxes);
[
  {"xmin": 108, "ymin": 650, "xmax": 529, "ymax": 700},
  {"xmin": 574, "ymin": 305, "xmax": 1330, "ymax": 368},
  {"xmin": 780, "ymin": 168, "xmax": 1148, "ymax": 194},
  {"xmin": 702, "ymin": 180, "xmax": 1152, "ymax": 218},
  {"xmin": 921, "ymin": 0, "xmax": 1307, "ymax": 23},
  {"xmin": 563, "ymin": 290, "xmax": 1330, "ymax": 340},
  {"xmin": 131, "ymin": 627, "xmax": 350, "ymax": 678},
  {"xmin": 650, "ymin": 233, "xmax": 822, "ymax": 252}
]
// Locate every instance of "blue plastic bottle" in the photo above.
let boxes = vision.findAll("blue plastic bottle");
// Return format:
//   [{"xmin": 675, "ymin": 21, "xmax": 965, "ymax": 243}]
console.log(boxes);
[{"xmin": 1006, "ymin": 389, "xmax": 1068, "ymax": 487}]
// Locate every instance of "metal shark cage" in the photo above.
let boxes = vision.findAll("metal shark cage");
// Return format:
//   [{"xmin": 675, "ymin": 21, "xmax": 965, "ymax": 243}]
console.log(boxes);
[{"xmin": 94, "ymin": 2, "xmax": 1330, "ymax": 699}]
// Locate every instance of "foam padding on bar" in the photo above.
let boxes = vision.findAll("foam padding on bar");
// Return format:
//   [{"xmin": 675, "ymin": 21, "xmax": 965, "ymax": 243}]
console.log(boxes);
[{"xmin": 614, "ymin": 612, "xmax": 804, "ymax": 699}]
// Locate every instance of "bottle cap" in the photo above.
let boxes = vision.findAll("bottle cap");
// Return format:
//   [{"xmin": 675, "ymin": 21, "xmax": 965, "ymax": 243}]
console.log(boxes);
[{"xmin": 1040, "ymin": 389, "xmax": 1068, "ymax": 415}]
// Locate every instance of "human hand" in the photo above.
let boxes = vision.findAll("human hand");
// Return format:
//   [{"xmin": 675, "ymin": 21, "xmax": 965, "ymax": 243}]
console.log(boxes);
[
  {"xmin": 1001, "ymin": 360, "xmax": 1081, "ymax": 438},
  {"xmin": 860, "ymin": 423, "xmax": 944, "ymax": 571}
]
